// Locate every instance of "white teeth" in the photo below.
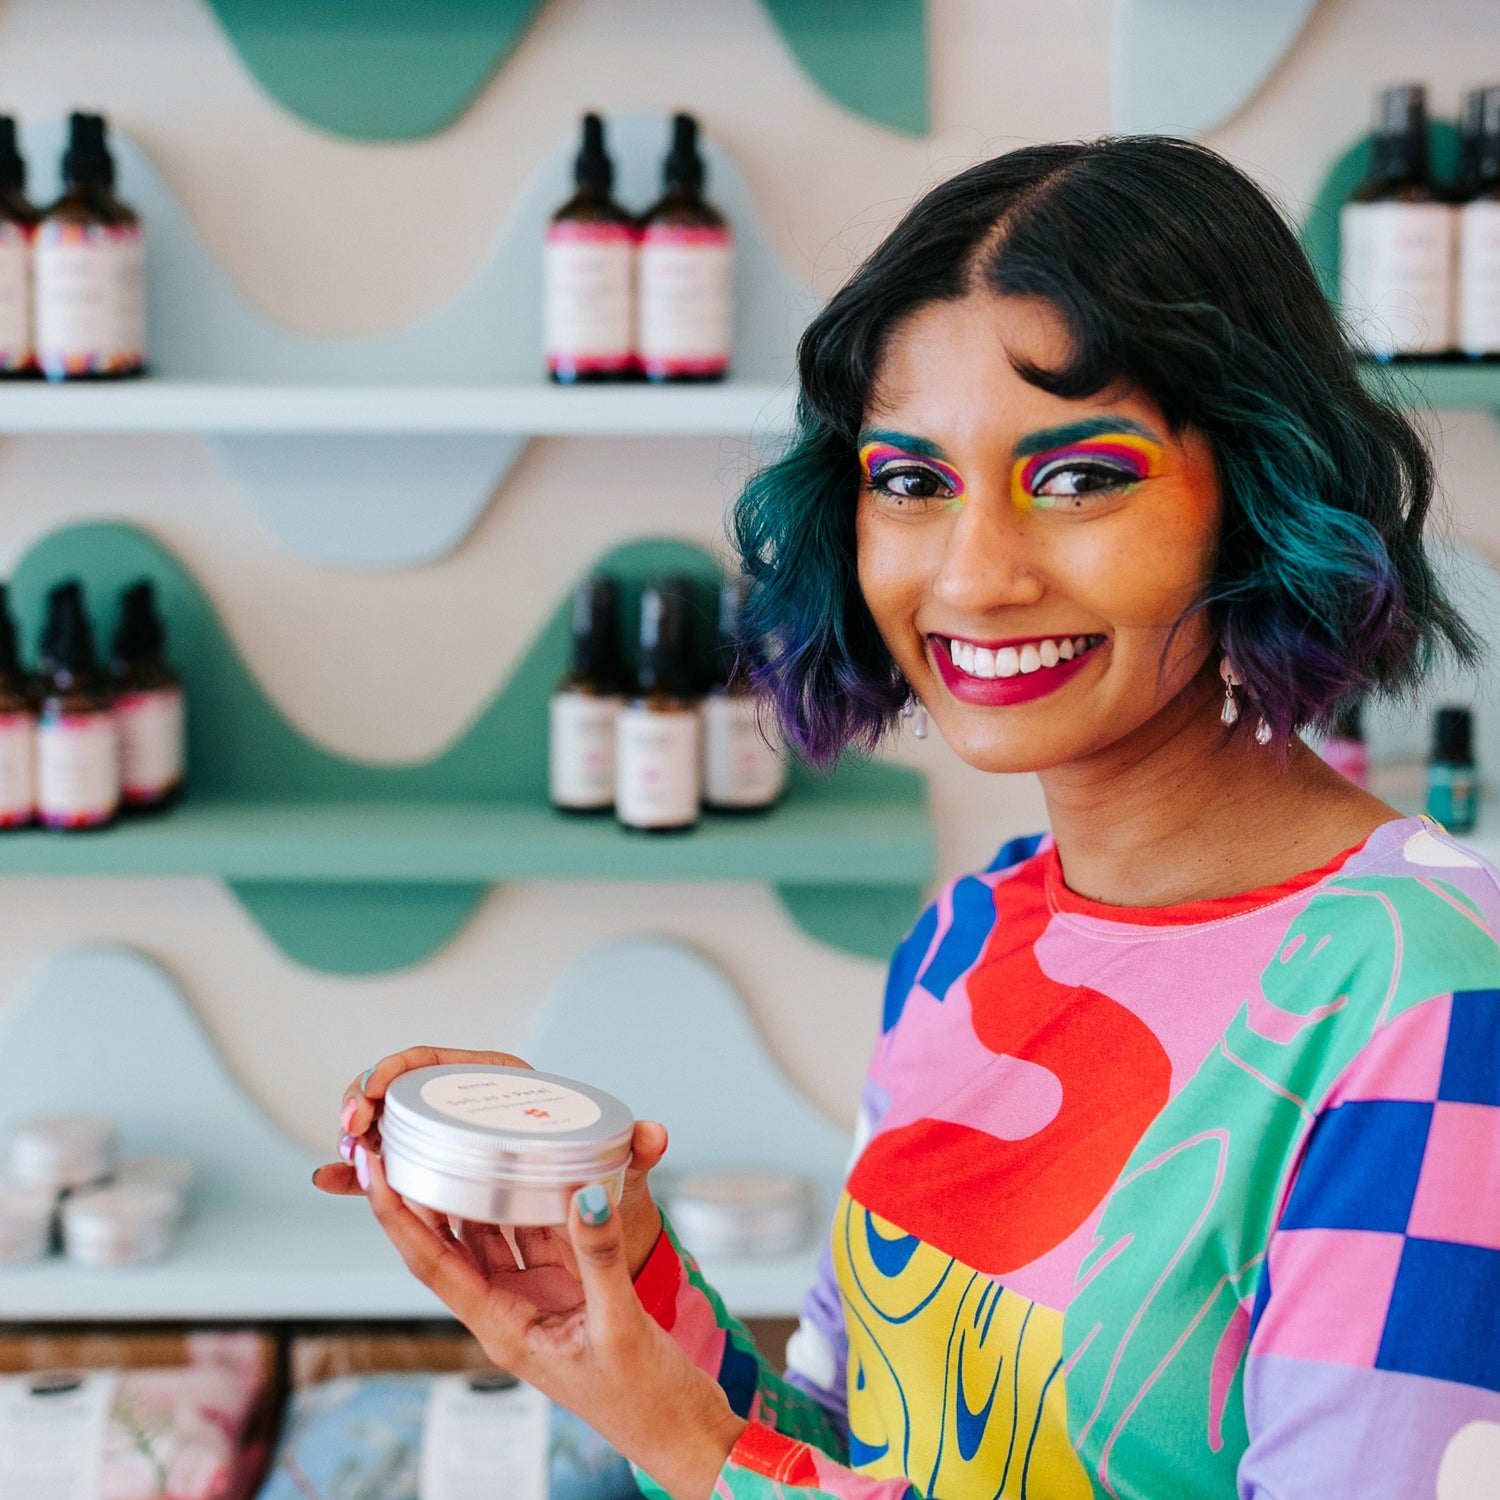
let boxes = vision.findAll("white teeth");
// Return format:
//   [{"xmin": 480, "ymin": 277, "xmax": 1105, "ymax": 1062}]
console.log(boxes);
[{"xmin": 946, "ymin": 635, "xmax": 1095, "ymax": 678}]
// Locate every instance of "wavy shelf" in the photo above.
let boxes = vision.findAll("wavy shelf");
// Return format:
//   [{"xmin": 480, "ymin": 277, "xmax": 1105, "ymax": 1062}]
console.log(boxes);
[
  {"xmin": 0, "ymin": 379, "xmax": 796, "ymax": 436},
  {"xmin": 0, "ymin": 792, "xmax": 924, "ymax": 884},
  {"xmin": 0, "ymin": 942, "xmax": 846, "ymax": 1320},
  {"xmin": 9, "ymin": 521, "xmax": 933, "ymax": 974},
  {"xmin": 9, "ymin": 115, "xmax": 812, "ymax": 567}
]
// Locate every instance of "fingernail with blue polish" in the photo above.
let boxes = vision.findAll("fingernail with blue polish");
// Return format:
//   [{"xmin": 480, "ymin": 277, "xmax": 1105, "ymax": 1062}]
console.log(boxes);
[
  {"xmin": 354, "ymin": 1144, "xmax": 371, "ymax": 1191},
  {"xmin": 358, "ymin": 1068, "xmax": 375, "ymax": 1094},
  {"xmin": 575, "ymin": 1184, "xmax": 611, "ymax": 1225},
  {"xmin": 338, "ymin": 1134, "xmax": 356, "ymax": 1163}
]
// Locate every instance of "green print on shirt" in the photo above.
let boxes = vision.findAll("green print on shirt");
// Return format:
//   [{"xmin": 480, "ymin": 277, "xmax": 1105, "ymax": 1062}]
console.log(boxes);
[{"xmin": 1064, "ymin": 873, "xmax": 1496, "ymax": 1499}]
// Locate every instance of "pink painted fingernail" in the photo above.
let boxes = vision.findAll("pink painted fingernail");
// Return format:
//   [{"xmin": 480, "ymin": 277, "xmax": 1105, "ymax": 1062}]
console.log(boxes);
[
  {"xmin": 341, "ymin": 1098, "xmax": 358, "ymax": 1133},
  {"xmin": 338, "ymin": 1134, "xmax": 356, "ymax": 1163},
  {"xmin": 354, "ymin": 1145, "xmax": 370, "ymax": 1191}
]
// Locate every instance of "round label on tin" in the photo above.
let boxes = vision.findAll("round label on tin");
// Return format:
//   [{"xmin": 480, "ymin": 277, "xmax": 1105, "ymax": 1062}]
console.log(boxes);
[{"xmin": 419, "ymin": 1073, "xmax": 603, "ymax": 1134}]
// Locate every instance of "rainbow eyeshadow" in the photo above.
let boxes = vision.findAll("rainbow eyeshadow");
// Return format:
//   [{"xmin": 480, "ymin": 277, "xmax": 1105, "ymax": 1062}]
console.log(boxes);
[
  {"xmin": 859, "ymin": 441, "xmax": 966, "ymax": 505},
  {"xmin": 1010, "ymin": 431, "xmax": 1164, "ymax": 512}
]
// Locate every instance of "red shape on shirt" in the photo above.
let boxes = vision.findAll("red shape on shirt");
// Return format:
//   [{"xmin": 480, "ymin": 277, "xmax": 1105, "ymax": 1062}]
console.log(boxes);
[{"xmin": 847, "ymin": 859, "xmax": 1172, "ymax": 1276}]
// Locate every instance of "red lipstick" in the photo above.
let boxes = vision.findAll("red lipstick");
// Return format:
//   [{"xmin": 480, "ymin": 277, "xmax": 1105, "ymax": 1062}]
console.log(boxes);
[{"xmin": 929, "ymin": 635, "xmax": 1102, "ymax": 706}]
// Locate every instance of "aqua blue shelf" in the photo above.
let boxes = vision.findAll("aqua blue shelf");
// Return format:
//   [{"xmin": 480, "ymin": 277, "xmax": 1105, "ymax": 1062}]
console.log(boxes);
[{"xmin": 0, "ymin": 942, "xmax": 848, "ymax": 1320}]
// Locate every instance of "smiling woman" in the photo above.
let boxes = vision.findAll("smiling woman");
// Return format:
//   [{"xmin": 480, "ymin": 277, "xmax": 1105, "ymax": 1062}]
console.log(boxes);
[{"xmin": 322, "ymin": 139, "xmax": 1500, "ymax": 1500}]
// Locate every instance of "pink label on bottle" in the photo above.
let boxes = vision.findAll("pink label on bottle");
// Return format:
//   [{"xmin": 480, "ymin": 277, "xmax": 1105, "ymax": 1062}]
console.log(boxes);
[
  {"xmin": 37, "ymin": 711, "xmax": 118, "ymax": 827},
  {"xmin": 34, "ymin": 220, "xmax": 145, "ymax": 377},
  {"xmin": 115, "ymin": 686, "xmax": 184, "ymax": 802},
  {"xmin": 638, "ymin": 224, "xmax": 732, "ymax": 378},
  {"xmin": 0, "ymin": 711, "xmax": 34, "ymax": 825},
  {"xmin": 0, "ymin": 220, "xmax": 33, "ymax": 372},
  {"xmin": 545, "ymin": 220, "xmax": 637, "ymax": 375}
]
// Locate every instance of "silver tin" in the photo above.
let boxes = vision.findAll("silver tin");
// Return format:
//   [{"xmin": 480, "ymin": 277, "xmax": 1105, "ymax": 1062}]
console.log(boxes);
[{"xmin": 381, "ymin": 1065, "xmax": 634, "ymax": 1227}]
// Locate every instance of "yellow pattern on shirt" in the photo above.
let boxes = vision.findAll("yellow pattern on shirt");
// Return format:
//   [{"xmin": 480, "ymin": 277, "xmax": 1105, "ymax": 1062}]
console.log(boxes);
[{"xmin": 834, "ymin": 1193, "xmax": 1091, "ymax": 1500}]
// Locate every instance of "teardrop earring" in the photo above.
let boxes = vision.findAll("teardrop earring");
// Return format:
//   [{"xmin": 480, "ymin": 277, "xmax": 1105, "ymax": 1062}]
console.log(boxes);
[
  {"xmin": 900, "ymin": 693, "xmax": 929, "ymax": 741},
  {"xmin": 1218, "ymin": 656, "xmax": 1242, "ymax": 728}
]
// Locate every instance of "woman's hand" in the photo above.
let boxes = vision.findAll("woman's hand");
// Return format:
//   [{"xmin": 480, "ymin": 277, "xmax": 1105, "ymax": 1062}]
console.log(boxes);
[
  {"xmin": 312, "ymin": 1047, "xmax": 667, "ymax": 1279},
  {"xmin": 357, "ymin": 1145, "xmax": 745, "ymax": 1500}
]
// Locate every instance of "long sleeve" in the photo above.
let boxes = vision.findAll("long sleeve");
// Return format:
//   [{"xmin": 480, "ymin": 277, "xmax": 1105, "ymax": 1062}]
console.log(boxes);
[
  {"xmin": 634, "ymin": 1215, "xmax": 848, "ymax": 1452},
  {"xmin": 1239, "ymin": 988, "xmax": 1500, "ymax": 1498}
]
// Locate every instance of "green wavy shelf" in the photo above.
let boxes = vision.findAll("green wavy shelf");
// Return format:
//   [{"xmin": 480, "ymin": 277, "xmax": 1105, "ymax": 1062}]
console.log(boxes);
[
  {"xmin": 6, "ymin": 523, "xmax": 933, "ymax": 974},
  {"xmin": 202, "ymin": 0, "xmax": 928, "ymax": 141}
]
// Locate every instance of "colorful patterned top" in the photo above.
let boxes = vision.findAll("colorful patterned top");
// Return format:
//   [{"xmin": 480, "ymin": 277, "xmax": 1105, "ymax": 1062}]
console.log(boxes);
[{"xmin": 633, "ymin": 815, "xmax": 1500, "ymax": 1499}]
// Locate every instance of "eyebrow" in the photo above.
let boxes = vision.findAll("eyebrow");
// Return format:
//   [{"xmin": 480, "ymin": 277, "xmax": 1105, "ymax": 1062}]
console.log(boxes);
[
  {"xmin": 857, "ymin": 428, "xmax": 952, "ymax": 461},
  {"xmin": 1012, "ymin": 416, "xmax": 1162, "ymax": 458}
]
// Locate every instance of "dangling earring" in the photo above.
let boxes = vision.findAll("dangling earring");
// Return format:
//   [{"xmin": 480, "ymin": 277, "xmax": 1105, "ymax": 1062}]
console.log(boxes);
[
  {"xmin": 1221, "ymin": 655, "xmax": 1273, "ymax": 745},
  {"xmin": 1218, "ymin": 657, "xmax": 1241, "ymax": 727},
  {"xmin": 900, "ymin": 692, "xmax": 929, "ymax": 741}
]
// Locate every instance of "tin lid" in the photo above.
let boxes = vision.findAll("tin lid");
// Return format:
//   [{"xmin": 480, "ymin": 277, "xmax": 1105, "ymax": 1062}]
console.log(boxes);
[
  {"xmin": 9, "ymin": 1114, "xmax": 117, "ymax": 1187},
  {"xmin": 383, "ymin": 1065, "xmax": 634, "ymax": 1172},
  {"xmin": 62, "ymin": 1182, "xmax": 180, "ymax": 1229}
]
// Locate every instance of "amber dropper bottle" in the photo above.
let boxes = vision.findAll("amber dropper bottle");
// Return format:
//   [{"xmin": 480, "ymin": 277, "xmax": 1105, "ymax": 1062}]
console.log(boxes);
[
  {"xmin": 0, "ymin": 117, "xmax": 39, "ymax": 378},
  {"xmin": 615, "ymin": 579, "xmax": 703, "ymax": 832},
  {"xmin": 35, "ymin": 581, "xmax": 119, "ymax": 831},
  {"xmin": 549, "ymin": 575, "xmax": 627, "ymax": 812},
  {"xmin": 637, "ymin": 114, "xmax": 732, "ymax": 383},
  {"xmin": 546, "ymin": 114, "xmax": 637, "ymax": 383},
  {"xmin": 34, "ymin": 112, "xmax": 145, "ymax": 380},
  {"xmin": 111, "ymin": 580, "xmax": 184, "ymax": 813},
  {"xmin": 0, "ymin": 584, "xmax": 36, "ymax": 827},
  {"xmin": 703, "ymin": 576, "xmax": 785, "ymax": 813}
]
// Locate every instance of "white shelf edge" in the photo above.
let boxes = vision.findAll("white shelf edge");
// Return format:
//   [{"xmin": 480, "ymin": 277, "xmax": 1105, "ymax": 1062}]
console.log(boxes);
[{"xmin": 0, "ymin": 381, "xmax": 799, "ymax": 436}]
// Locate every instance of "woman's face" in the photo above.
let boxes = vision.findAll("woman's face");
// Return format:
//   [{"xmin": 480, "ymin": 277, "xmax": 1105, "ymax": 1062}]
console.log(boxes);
[{"xmin": 856, "ymin": 292, "xmax": 1222, "ymax": 774}]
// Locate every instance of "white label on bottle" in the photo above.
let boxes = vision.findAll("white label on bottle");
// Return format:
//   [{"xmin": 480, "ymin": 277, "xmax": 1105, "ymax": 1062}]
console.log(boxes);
[
  {"xmin": 615, "ymin": 704, "xmax": 701, "ymax": 827},
  {"xmin": 704, "ymin": 693, "xmax": 786, "ymax": 808},
  {"xmin": 115, "ymin": 686, "xmax": 183, "ymax": 803},
  {"xmin": 0, "ymin": 712, "xmax": 34, "ymax": 824},
  {"xmin": 37, "ymin": 713, "xmax": 118, "ymax": 826},
  {"xmin": 0, "ymin": 1370, "xmax": 117, "ymax": 1500},
  {"xmin": 545, "ymin": 222, "xmax": 635, "ymax": 373},
  {"xmin": 1460, "ymin": 200, "xmax": 1500, "ymax": 355},
  {"xmin": 1340, "ymin": 200, "xmax": 1454, "ymax": 356},
  {"xmin": 34, "ymin": 220, "xmax": 145, "ymax": 376},
  {"xmin": 419, "ymin": 1375, "xmax": 550, "ymax": 1500},
  {"xmin": 638, "ymin": 225, "xmax": 731, "ymax": 375},
  {"xmin": 0, "ymin": 222, "xmax": 32, "ymax": 371},
  {"xmin": 419, "ymin": 1073, "xmax": 603, "ymax": 1134},
  {"xmin": 549, "ymin": 691, "xmax": 620, "ymax": 808}
]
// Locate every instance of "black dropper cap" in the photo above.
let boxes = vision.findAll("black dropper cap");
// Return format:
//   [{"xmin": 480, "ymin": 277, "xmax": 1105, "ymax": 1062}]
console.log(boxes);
[
  {"xmin": 567, "ymin": 575, "xmax": 623, "ymax": 686},
  {"xmin": 662, "ymin": 113, "xmax": 705, "ymax": 195},
  {"xmin": 61, "ymin": 112, "xmax": 114, "ymax": 192},
  {"xmin": 636, "ymin": 578, "xmax": 697, "ymax": 696},
  {"xmin": 0, "ymin": 117, "xmax": 24, "ymax": 195},
  {"xmin": 0, "ymin": 584, "xmax": 21, "ymax": 676},
  {"xmin": 1474, "ymin": 85, "xmax": 1500, "ymax": 188},
  {"xmin": 1374, "ymin": 85, "xmax": 1431, "ymax": 185},
  {"xmin": 573, "ymin": 113, "xmax": 613, "ymax": 196},
  {"xmin": 1433, "ymin": 706, "xmax": 1474, "ymax": 765},
  {"xmin": 38, "ymin": 580, "xmax": 99, "ymax": 677},
  {"xmin": 112, "ymin": 580, "xmax": 165, "ymax": 664}
]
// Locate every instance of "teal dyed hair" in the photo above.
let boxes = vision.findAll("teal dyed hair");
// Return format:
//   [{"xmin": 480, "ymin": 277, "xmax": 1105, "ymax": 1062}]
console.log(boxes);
[{"xmin": 733, "ymin": 137, "xmax": 1476, "ymax": 764}]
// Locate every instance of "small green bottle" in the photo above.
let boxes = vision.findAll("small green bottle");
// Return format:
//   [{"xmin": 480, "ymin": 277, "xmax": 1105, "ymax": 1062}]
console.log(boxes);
[{"xmin": 1427, "ymin": 706, "xmax": 1478, "ymax": 833}]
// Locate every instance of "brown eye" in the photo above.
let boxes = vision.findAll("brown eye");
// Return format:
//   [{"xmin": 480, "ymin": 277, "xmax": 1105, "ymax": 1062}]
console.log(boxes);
[
  {"xmin": 1033, "ymin": 461, "xmax": 1136, "ymax": 499},
  {"xmin": 873, "ymin": 465, "xmax": 951, "ymax": 502}
]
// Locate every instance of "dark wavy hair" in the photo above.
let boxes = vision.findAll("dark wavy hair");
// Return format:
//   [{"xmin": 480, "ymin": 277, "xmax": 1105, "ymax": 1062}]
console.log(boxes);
[{"xmin": 732, "ymin": 136, "xmax": 1477, "ymax": 765}]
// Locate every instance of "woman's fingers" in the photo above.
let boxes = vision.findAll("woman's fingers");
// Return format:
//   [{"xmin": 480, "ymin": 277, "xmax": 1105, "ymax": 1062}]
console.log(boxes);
[
  {"xmin": 340, "ymin": 1048, "xmax": 532, "ymax": 1138},
  {"xmin": 358, "ymin": 1146, "xmax": 539, "ymax": 1360},
  {"xmin": 311, "ymin": 1161, "xmax": 359, "ymax": 1195},
  {"xmin": 625, "ymin": 1120, "xmax": 669, "ymax": 1180},
  {"xmin": 567, "ymin": 1184, "xmax": 640, "ymax": 1347}
]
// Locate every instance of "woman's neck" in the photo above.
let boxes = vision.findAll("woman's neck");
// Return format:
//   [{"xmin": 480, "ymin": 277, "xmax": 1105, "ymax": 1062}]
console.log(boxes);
[{"xmin": 1038, "ymin": 668, "xmax": 1399, "ymax": 909}]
